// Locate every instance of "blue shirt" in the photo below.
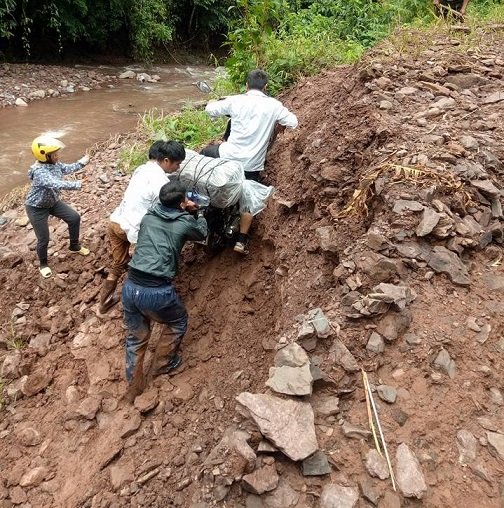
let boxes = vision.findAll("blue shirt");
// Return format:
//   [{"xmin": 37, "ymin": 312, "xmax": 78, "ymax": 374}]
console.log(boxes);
[{"xmin": 25, "ymin": 160, "xmax": 83, "ymax": 208}]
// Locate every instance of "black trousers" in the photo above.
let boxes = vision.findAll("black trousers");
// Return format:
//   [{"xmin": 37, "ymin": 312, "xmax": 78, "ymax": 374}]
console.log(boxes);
[
  {"xmin": 26, "ymin": 201, "xmax": 81, "ymax": 265},
  {"xmin": 438, "ymin": 0, "xmax": 464, "ymax": 15}
]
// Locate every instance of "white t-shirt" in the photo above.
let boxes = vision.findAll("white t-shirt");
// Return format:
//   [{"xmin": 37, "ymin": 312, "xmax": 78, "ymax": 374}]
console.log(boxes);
[
  {"xmin": 205, "ymin": 89, "xmax": 298, "ymax": 172},
  {"xmin": 110, "ymin": 160, "xmax": 168, "ymax": 243}
]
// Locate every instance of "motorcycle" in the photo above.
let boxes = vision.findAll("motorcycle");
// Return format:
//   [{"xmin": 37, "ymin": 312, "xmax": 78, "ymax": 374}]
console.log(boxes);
[{"xmin": 187, "ymin": 191, "xmax": 241, "ymax": 252}]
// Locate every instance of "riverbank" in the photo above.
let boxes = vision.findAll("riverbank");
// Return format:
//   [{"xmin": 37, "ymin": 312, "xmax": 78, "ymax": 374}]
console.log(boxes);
[
  {"xmin": 0, "ymin": 63, "xmax": 116, "ymax": 108},
  {"xmin": 1, "ymin": 22, "xmax": 504, "ymax": 508}
]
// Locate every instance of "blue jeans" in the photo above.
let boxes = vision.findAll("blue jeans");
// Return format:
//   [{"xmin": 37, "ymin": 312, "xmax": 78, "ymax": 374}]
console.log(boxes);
[{"xmin": 122, "ymin": 278, "xmax": 188, "ymax": 385}]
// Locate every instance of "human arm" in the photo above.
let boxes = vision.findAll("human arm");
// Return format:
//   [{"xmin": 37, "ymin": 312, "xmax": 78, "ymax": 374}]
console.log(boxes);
[
  {"xmin": 460, "ymin": 0, "xmax": 469, "ymax": 14},
  {"xmin": 276, "ymin": 105, "xmax": 298, "ymax": 129},
  {"xmin": 59, "ymin": 155, "xmax": 90, "ymax": 175},
  {"xmin": 32, "ymin": 166, "xmax": 81, "ymax": 191},
  {"xmin": 185, "ymin": 216, "xmax": 208, "ymax": 241},
  {"xmin": 205, "ymin": 97, "xmax": 232, "ymax": 118}
]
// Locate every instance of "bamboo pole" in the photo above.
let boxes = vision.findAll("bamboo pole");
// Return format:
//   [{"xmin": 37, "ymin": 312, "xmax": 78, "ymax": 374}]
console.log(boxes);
[{"xmin": 363, "ymin": 370, "xmax": 397, "ymax": 491}]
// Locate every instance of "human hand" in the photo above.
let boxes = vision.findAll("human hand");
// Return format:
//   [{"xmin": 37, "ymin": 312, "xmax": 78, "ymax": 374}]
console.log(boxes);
[
  {"xmin": 274, "ymin": 123, "xmax": 286, "ymax": 135},
  {"xmin": 78, "ymin": 154, "xmax": 90, "ymax": 166},
  {"xmin": 184, "ymin": 200, "xmax": 199, "ymax": 213}
]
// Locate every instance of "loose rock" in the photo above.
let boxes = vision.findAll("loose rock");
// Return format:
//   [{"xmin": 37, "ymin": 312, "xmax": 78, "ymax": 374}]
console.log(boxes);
[
  {"xmin": 274, "ymin": 342, "xmax": 309, "ymax": 367},
  {"xmin": 236, "ymin": 392, "xmax": 318, "ymax": 461},
  {"xmin": 242, "ymin": 465, "xmax": 279, "ymax": 495},
  {"xmin": 377, "ymin": 385, "xmax": 397, "ymax": 404},
  {"xmin": 312, "ymin": 396, "xmax": 340, "ymax": 417},
  {"xmin": 366, "ymin": 332, "xmax": 385, "ymax": 353},
  {"xmin": 416, "ymin": 208, "xmax": 441, "ymax": 237},
  {"xmin": 342, "ymin": 422, "xmax": 371, "ymax": 439},
  {"xmin": 328, "ymin": 339, "xmax": 359, "ymax": 372},
  {"xmin": 134, "ymin": 388, "xmax": 159, "ymax": 413},
  {"xmin": 487, "ymin": 432, "xmax": 504, "ymax": 461},
  {"xmin": 320, "ymin": 484, "xmax": 359, "ymax": 508},
  {"xmin": 427, "ymin": 246, "xmax": 470, "ymax": 286},
  {"xmin": 395, "ymin": 443, "xmax": 427, "ymax": 499},
  {"xmin": 457, "ymin": 429, "xmax": 477, "ymax": 464},
  {"xmin": 433, "ymin": 348, "xmax": 456, "ymax": 378},
  {"xmin": 302, "ymin": 450, "xmax": 331, "ymax": 476},
  {"xmin": 19, "ymin": 466, "xmax": 49, "ymax": 487},
  {"xmin": 365, "ymin": 449, "xmax": 390, "ymax": 480},
  {"xmin": 266, "ymin": 363, "xmax": 313, "ymax": 396}
]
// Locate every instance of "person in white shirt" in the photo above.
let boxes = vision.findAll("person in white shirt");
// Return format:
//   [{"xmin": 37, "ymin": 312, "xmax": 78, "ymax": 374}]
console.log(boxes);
[
  {"xmin": 99, "ymin": 140, "xmax": 185, "ymax": 313},
  {"xmin": 202, "ymin": 69, "xmax": 298, "ymax": 254}
]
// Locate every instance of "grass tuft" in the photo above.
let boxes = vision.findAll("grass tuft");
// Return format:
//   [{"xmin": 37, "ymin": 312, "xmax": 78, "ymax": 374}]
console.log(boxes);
[{"xmin": 119, "ymin": 106, "xmax": 227, "ymax": 173}]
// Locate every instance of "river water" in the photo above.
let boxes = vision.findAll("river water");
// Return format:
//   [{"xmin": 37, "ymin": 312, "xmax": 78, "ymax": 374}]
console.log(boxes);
[{"xmin": 0, "ymin": 64, "xmax": 215, "ymax": 198}]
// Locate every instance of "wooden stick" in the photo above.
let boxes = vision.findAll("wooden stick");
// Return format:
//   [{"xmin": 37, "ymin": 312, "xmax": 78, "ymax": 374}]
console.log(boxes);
[
  {"xmin": 362, "ymin": 370, "xmax": 382, "ymax": 456},
  {"xmin": 363, "ymin": 370, "xmax": 397, "ymax": 492}
]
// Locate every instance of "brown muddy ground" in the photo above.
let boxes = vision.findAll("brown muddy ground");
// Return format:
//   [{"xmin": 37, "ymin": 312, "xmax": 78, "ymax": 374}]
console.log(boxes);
[{"xmin": 1, "ymin": 24, "xmax": 504, "ymax": 508}]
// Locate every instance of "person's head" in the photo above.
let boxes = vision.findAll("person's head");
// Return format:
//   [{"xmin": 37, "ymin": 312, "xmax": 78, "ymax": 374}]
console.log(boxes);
[
  {"xmin": 149, "ymin": 140, "xmax": 186, "ymax": 173},
  {"xmin": 31, "ymin": 135, "xmax": 65, "ymax": 164},
  {"xmin": 159, "ymin": 181, "xmax": 189, "ymax": 209},
  {"xmin": 246, "ymin": 69, "xmax": 268, "ymax": 92}
]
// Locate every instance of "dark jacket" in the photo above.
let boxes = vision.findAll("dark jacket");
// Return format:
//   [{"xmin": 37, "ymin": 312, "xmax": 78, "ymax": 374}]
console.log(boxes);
[
  {"xmin": 129, "ymin": 203, "xmax": 208, "ymax": 281},
  {"xmin": 25, "ymin": 161, "xmax": 83, "ymax": 208}
]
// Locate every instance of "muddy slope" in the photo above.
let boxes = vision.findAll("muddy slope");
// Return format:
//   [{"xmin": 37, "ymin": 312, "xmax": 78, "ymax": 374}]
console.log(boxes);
[{"xmin": 1, "ymin": 25, "xmax": 504, "ymax": 508}]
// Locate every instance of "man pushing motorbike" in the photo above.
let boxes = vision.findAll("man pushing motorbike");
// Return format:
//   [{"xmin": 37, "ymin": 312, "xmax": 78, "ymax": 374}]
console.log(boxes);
[
  {"xmin": 122, "ymin": 180, "xmax": 207, "ymax": 400},
  {"xmin": 202, "ymin": 69, "xmax": 298, "ymax": 254}
]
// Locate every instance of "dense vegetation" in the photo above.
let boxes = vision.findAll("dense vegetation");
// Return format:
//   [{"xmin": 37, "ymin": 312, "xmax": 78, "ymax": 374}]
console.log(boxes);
[{"xmin": 0, "ymin": 0, "xmax": 233, "ymax": 61}]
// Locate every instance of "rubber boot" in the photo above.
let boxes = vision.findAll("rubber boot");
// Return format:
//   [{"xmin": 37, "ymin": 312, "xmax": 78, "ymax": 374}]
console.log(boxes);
[{"xmin": 99, "ymin": 279, "xmax": 120, "ymax": 313}]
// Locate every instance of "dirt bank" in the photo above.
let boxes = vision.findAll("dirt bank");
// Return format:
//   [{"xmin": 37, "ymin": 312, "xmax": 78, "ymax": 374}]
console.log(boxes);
[
  {"xmin": 0, "ymin": 63, "xmax": 116, "ymax": 108},
  {"xmin": 1, "ymin": 24, "xmax": 504, "ymax": 508}
]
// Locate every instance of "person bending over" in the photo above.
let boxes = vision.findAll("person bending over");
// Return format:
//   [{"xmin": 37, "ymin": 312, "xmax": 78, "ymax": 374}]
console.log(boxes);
[
  {"xmin": 99, "ymin": 140, "xmax": 185, "ymax": 313},
  {"xmin": 121, "ymin": 181, "xmax": 207, "ymax": 399},
  {"xmin": 202, "ymin": 69, "xmax": 298, "ymax": 254}
]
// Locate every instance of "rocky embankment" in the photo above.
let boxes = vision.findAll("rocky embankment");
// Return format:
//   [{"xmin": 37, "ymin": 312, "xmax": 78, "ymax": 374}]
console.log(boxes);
[
  {"xmin": 1, "ymin": 24, "xmax": 504, "ymax": 508},
  {"xmin": 0, "ymin": 63, "xmax": 116, "ymax": 107}
]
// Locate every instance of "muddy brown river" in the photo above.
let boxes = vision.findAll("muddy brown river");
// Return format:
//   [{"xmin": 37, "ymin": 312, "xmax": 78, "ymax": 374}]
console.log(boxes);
[{"xmin": 0, "ymin": 65, "xmax": 215, "ymax": 198}]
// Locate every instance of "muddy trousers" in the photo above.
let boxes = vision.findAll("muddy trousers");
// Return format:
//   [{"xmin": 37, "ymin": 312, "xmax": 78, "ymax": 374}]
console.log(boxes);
[
  {"xmin": 107, "ymin": 221, "xmax": 131, "ymax": 279},
  {"xmin": 26, "ymin": 201, "xmax": 80, "ymax": 265},
  {"xmin": 122, "ymin": 278, "xmax": 188, "ymax": 389}
]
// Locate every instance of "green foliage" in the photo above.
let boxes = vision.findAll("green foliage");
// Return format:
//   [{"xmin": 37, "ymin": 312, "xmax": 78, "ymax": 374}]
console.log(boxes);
[
  {"xmin": 143, "ymin": 106, "xmax": 227, "ymax": 147},
  {"xmin": 221, "ymin": 0, "xmax": 504, "ymax": 95},
  {"xmin": 0, "ymin": 0, "xmax": 16, "ymax": 39},
  {"xmin": 128, "ymin": 0, "xmax": 174, "ymax": 61},
  {"xmin": 120, "ymin": 107, "xmax": 227, "ymax": 173}
]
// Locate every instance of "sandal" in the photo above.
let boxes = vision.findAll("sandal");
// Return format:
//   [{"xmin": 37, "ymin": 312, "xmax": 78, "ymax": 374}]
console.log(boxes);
[
  {"xmin": 39, "ymin": 266, "xmax": 52, "ymax": 278},
  {"xmin": 70, "ymin": 245, "xmax": 90, "ymax": 256}
]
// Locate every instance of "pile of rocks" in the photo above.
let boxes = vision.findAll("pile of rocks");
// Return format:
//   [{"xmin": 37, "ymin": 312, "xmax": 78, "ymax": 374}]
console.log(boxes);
[
  {"xmin": 118, "ymin": 70, "xmax": 161, "ymax": 83},
  {"xmin": 196, "ymin": 308, "xmax": 430, "ymax": 507},
  {"xmin": 0, "ymin": 63, "xmax": 115, "ymax": 108}
]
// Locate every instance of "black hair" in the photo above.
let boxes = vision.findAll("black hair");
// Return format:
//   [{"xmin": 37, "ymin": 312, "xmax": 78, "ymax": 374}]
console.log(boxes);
[
  {"xmin": 148, "ymin": 140, "xmax": 185, "ymax": 162},
  {"xmin": 246, "ymin": 69, "xmax": 268, "ymax": 91},
  {"xmin": 159, "ymin": 181, "xmax": 187, "ymax": 208}
]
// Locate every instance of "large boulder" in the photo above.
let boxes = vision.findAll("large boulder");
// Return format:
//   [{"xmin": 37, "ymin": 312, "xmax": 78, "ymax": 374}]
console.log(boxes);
[{"xmin": 236, "ymin": 392, "xmax": 318, "ymax": 461}]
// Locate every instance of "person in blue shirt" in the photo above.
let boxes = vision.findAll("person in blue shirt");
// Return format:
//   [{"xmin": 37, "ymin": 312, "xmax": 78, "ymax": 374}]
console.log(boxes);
[{"xmin": 25, "ymin": 135, "xmax": 90, "ymax": 278}]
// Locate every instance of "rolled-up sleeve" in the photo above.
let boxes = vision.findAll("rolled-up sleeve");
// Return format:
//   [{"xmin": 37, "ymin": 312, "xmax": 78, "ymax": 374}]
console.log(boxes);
[
  {"xmin": 277, "ymin": 106, "xmax": 298, "ymax": 129},
  {"xmin": 205, "ymin": 98, "xmax": 232, "ymax": 118}
]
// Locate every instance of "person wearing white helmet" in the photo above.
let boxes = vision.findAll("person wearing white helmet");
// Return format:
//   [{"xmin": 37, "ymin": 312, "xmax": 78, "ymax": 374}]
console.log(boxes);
[{"xmin": 25, "ymin": 135, "xmax": 90, "ymax": 278}]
